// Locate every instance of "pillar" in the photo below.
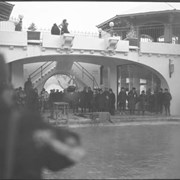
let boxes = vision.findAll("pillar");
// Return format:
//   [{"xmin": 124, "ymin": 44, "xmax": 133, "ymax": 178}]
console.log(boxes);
[
  {"xmin": 164, "ymin": 24, "xmax": 173, "ymax": 43},
  {"xmin": 56, "ymin": 59, "xmax": 73, "ymax": 72},
  {"xmin": 101, "ymin": 66, "xmax": 109, "ymax": 88},
  {"xmin": 109, "ymin": 65, "xmax": 117, "ymax": 108}
]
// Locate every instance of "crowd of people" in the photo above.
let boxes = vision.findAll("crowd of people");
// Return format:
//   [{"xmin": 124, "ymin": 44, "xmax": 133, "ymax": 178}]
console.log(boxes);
[
  {"xmin": 14, "ymin": 78, "xmax": 172, "ymax": 117},
  {"xmin": 118, "ymin": 87, "xmax": 172, "ymax": 116},
  {"xmin": 14, "ymin": 83, "xmax": 116, "ymax": 117}
]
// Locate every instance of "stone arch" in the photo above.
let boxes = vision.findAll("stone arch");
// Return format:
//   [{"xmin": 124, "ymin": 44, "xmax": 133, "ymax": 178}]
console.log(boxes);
[{"xmin": 9, "ymin": 54, "xmax": 170, "ymax": 97}]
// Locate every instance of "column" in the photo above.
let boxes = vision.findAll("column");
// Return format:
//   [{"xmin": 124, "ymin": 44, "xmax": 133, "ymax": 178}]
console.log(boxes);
[
  {"xmin": 164, "ymin": 24, "xmax": 173, "ymax": 43},
  {"xmin": 56, "ymin": 59, "xmax": 73, "ymax": 72},
  {"xmin": 109, "ymin": 65, "xmax": 117, "ymax": 107},
  {"xmin": 101, "ymin": 66, "xmax": 109, "ymax": 88}
]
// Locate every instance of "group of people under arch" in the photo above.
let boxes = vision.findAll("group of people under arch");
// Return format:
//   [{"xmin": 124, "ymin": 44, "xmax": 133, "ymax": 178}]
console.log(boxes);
[
  {"xmin": 15, "ymin": 78, "xmax": 172, "ymax": 117},
  {"xmin": 117, "ymin": 87, "xmax": 172, "ymax": 116}
]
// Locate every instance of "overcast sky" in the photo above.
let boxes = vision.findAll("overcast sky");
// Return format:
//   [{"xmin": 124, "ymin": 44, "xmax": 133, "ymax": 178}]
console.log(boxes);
[{"xmin": 9, "ymin": 1, "xmax": 180, "ymax": 32}]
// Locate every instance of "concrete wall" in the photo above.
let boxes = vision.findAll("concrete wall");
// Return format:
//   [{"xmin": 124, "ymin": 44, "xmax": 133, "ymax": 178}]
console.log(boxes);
[{"xmin": 0, "ymin": 21, "xmax": 15, "ymax": 31}]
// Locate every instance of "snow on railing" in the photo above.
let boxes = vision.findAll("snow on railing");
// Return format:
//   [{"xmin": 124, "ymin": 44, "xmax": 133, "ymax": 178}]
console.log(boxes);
[
  {"xmin": 22, "ymin": 26, "xmax": 100, "ymax": 38},
  {"xmin": 0, "ymin": 17, "xmax": 109, "ymax": 38}
]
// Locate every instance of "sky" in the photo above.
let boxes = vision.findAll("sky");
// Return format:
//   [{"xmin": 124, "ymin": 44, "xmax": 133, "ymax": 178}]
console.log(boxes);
[{"xmin": 8, "ymin": 1, "xmax": 180, "ymax": 33}]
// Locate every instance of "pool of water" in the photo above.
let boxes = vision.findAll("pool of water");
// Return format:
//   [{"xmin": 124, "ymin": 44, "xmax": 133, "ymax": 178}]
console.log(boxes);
[{"xmin": 43, "ymin": 123, "xmax": 180, "ymax": 179}]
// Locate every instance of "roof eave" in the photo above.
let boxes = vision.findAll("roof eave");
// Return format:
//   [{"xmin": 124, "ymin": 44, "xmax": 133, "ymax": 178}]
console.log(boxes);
[
  {"xmin": 96, "ymin": 15, "xmax": 118, "ymax": 28},
  {"xmin": 96, "ymin": 9, "xmax": 180, "ymax": 28}
]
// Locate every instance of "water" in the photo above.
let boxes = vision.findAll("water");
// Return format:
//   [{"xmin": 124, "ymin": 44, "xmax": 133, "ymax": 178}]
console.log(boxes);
[{"xmin": 43, "ymin": 122, "xmax": 180, "ymax": 179}]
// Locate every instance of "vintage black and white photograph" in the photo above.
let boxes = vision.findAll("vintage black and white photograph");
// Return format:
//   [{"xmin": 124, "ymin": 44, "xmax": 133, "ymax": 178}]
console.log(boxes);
[{"xmin": 0, "ymin": 1, "xmax": 180, "ymax": 179}]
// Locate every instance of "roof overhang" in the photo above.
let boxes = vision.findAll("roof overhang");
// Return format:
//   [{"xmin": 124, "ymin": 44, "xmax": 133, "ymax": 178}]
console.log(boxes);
[
  {"xmin": 97, "ymin": 9, "xmax": 180, "ymax": 28},
  {"xmin": 0, "ymin": 1, "xmax": 14, "ymax": 21}
]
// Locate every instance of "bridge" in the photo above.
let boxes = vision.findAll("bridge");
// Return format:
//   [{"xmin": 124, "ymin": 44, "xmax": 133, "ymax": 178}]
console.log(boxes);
[{"xmin": 0, "ymin": 29, "xmax": 180, "ymax": 115}]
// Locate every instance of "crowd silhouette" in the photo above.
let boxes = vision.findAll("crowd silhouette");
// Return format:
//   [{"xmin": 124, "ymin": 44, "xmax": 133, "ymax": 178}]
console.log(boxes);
[{"xmin": 15, "ymin": 79, "xmax": 172, "ymax": 117}]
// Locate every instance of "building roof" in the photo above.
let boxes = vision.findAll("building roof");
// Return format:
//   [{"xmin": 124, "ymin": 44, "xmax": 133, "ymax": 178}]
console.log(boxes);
[
  {"xmin": 97, "ymin": 2, "xmax": 180, "ymax": 28},
  {"xmin": 0, "ymin": 1, "xmax": 14, "ymax": 21}
]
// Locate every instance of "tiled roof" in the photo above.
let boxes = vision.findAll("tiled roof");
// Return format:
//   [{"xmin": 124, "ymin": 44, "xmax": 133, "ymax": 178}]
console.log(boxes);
[
  {"xmin": 97, "ymin": 2, "xmax": 180, "ymax": 28},
  {"xmin": 0, "ymin": 1, "xmax": 14, "ymax": 21}
]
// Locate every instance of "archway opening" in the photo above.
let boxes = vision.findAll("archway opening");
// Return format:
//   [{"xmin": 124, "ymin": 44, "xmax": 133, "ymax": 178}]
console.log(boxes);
[
  {"xmin": 44, "ymin": 74, "xmax": 76, "ymax": 93},
  {"xmin": 117, "ymin": 64, "xmax": 167, "ymax": 95}
]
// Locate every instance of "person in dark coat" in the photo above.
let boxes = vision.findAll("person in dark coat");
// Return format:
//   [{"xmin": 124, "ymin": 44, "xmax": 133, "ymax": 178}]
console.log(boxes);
[
  {"xmin": 157, "ymin": 88, "xmax": 164, "ymax": 114},
  {"xmin": 128, "ymin": 87, "xmax": 138, "ymax": 115},
  {"xmin": 25, "ymin": 87, "xmax": 39, "ymax": 113},
  {"xmin": 59, "ymin": 19, "xmax": 70, "ymax": 35},
  {"xmin": 149, "ymin": 92, "xmax": 155, "ymax": 113},
  {"xmin": 109, "ymin": 88, "xmax": 115, "ymax": 115},
  {"xmin": 15, "ymin": 18, "xmax": 22, "ymax": 31},
  {"xmin": 91, "ymin": 89, "xmax": 98, "ymax": 112},
  {"xmin": 0, "ymin": 54, "xmax": 85, "ymax": 179},
  {"xmin": 97, "ymin": 89, "xmax": 105, "ymax": 112},
  {"xmin": 154, "ymin": 90, "xmax": 159, "ymax": 114},
  {"xmin": 163, "ymin": 88, "xmax": 172, "ymax": 116},
  {"xmin": 79, "ymin": 87, "xmax": 88, "ymax": 113},
  {"xmin": 138, "ymin": 90, "xmax": 147, "ymax": 115},
  {"xmin": 51, "ymin": 23, "xmax": 60, "ymax": 35},
  {"xmin": 117, "ymin": 87, "xmax": 127, "ymax": 115},
  {"xmin": 103, "ymin": 87, "xmax": 110, "ymax": 112},
  {"xmin": 87, "ymin": 87, "xmax": 93, "ymax": 112},
  {"xmin": 24, "ymin": 77, "xmax": 33, "ymax": 96}
]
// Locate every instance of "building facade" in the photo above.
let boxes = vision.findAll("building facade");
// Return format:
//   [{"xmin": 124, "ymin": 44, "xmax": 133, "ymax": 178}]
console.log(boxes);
[{"xmin": 0, "ymin": 2, "xmax": 180, "ymax": 115}]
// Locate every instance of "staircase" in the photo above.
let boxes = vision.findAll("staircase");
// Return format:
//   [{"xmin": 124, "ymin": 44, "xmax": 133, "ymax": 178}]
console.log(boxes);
[
  {"xmin": 71, "ymin": 62, "xmax": 99, "ymax": 89},
  {"xmin": 29, "ymin": 61, "xmax": 99, "ymax": 90},
  {"xmin": 29, "ymin": 61, "xmax": 56, "ymax": 87}
]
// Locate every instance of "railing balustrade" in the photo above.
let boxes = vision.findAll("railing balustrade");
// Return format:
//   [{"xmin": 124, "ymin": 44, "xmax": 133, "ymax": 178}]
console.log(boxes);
[
  {"xmin": 29, "ymin": 61, "xmax": 56, "ymax": 84},
  {"xmin": 73, "ymin": 62, "xmax": 99, "ymax": 89},
  {"xmin": 1, "ymin": 19, "xmax": 180, "ymax": 44},
  {"xmin": 112, "ymin": 23, "xmax": 180, "ymax": 44}
]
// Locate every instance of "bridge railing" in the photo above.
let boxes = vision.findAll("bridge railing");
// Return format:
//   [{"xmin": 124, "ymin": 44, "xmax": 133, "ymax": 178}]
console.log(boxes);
[
  {"xmin": 22, "ymin": 23, "xmax": 180, "ymax": 44},
  {"xmin": 109, "ymin": 23, "xmax": 180, "ymax": 44},
  {"xmin": 23, "ymin": 27, "xmax": 99, "ymax": 38}
]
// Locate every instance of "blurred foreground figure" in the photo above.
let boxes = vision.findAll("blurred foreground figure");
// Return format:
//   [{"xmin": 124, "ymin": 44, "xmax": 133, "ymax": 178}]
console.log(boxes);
[{"xmin": 0, "ymin": 54, "xmax": 85, "ymax": 179}]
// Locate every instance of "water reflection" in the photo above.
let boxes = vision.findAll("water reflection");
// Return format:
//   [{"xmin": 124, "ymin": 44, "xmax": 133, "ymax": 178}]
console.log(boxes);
[{"xmin": 44, "ymin": 124, "xmax": 180, "ymax": 179}]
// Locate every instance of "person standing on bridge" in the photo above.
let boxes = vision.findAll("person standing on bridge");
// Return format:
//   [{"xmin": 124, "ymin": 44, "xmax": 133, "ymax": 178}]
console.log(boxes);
[
  {"xmin": 59, "ymin": 19, "xmax": 70, "ymax": 35},
  {"xmin": 51, "ymin": 23, "xmax": 60, "ymax": 35}
]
